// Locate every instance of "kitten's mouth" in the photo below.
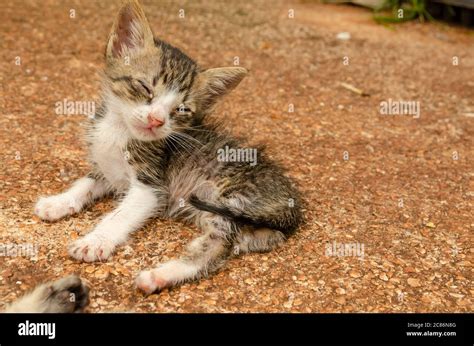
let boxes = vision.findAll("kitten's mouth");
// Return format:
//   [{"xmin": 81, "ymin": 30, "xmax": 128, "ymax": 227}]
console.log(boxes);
[
  {"xmin": 133, "ymin": 124, "xmax": 168, "ymax": 141},
  {"xmin": 135, "ymin": 126, "xmax": 156, "ymax": 136}
]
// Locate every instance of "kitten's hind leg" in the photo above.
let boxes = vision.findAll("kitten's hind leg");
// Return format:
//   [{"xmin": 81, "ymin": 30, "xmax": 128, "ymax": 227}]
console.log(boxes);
[
  {"xmin": 35, "ymin": 175, "xmax": 109, "ymax": 221},
  {"xmin": 234, "ymin": 228, "xmax": 286, "ymax": 255},
  {"xmin": 136, "ymin": 214, "xmax": 237, "ymax": 294}
]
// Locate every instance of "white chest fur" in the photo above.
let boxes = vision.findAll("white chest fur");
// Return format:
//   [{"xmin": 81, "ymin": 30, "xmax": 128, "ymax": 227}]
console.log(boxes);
[{"xmin": 89, "ymin": 113, "xmax": 133, "ymax": 192}]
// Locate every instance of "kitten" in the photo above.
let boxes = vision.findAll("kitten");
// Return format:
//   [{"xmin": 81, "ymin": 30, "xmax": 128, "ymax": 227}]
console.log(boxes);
[
  {"xmin": 4, "ymin": 276, "xmax": 89, "ymax": 313},
  {"xmin": 34, "ymin": 0, "xmax": 303, "ymax": 294}
]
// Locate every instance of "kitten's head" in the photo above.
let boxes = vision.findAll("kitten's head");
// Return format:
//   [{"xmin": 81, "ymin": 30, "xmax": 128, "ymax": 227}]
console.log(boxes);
[{"xmin": 102, "ymin": 0, "xmax": 247, "ymax": 141}]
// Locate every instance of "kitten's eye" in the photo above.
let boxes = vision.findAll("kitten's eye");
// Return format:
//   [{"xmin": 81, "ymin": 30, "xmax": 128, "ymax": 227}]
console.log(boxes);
[
  {"xmin": 131, "ymin": 79, "xmax": 154, "ymax": 100},
  {"xmin": 175, "ymin": 105, "xmax": 191, "ymax": 114},
  {"xmin": 138, "ymin": 80, "xmax": 154, "ymax": 99}
]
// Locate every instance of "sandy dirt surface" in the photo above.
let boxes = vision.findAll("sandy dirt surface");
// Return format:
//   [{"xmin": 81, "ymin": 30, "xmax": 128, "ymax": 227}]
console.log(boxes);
[{"xmin": 0, "ymin": 0, "xmax": 472, "ymax": 312}]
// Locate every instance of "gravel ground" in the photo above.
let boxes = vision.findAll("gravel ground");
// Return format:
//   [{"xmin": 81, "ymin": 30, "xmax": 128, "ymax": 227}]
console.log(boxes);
[{"xmin": 0, "ymin": 0, "xmax": 472, "ymax": 312}]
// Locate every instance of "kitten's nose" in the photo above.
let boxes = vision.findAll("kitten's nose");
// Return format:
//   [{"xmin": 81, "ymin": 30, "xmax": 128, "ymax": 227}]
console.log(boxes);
[{"xmin": 147, "ymin": 114, "xmax": 164, "ymax": 128}]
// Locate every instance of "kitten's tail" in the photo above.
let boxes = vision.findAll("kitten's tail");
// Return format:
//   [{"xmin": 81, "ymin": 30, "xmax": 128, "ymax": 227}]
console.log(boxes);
[{"xmin": 189, "ymin": 194, "xmax": 302, "ymax": 235}]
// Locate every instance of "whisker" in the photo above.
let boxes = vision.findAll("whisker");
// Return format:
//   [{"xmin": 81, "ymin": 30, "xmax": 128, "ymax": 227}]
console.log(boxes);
[
  {"xmin": 169, "ymin": 134, "xmax": 198, "ymax": 156},
  {"xmin": 166, "ymin": 135, "xmax": 187, "ymax": 158},
  {"xmin": 170, "ymin": 132, "xmax": 204, "ymax": 154}
]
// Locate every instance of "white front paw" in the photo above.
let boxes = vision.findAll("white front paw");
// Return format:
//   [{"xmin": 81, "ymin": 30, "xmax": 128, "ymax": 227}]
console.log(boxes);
[
  {"xmin": 35, "ymin": 194, "xmax": 81, "ymax": 221},
  {"xmin": 68, "ymin": 233, "xmax": 115, "ymax": 262}
]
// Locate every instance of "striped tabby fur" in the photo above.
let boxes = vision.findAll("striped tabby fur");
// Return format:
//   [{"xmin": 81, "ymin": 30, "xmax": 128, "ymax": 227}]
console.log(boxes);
[{"xmin": 34, "ymin": 0, "xmax": 303, "ymax": 295}]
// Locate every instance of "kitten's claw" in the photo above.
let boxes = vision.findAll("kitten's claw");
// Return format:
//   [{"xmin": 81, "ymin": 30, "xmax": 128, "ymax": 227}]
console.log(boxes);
[
  {"xmin": 68, "ymin": 234, "xmax": 115, "ymax": 262},
  {"xmin": 136, "ymin": 269, "xmax": 170, "ymax": 295},
  {"xmin": 35, "ymin": 194, "xmax": 80, "ymax": 221}
]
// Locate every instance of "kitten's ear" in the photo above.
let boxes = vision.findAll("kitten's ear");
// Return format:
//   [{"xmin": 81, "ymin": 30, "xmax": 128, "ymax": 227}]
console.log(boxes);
[
  {"xmin": 195, "ymin": 67, "xmax": 248, "ymax": 109},
  {"xmin": 106, "ymin": 0, "xmax": 154, "ymax": 60}
]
